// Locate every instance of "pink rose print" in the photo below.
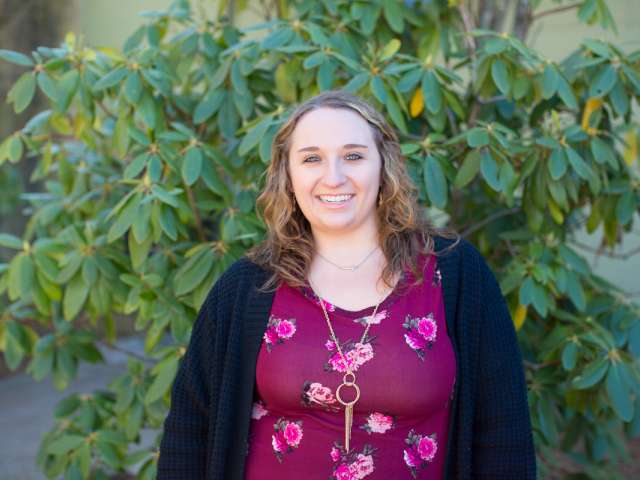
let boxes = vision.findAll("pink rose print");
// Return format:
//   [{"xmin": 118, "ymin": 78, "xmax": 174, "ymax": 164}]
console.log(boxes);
[
  {"xmin": 330, "ymin": 443, "xmax": 376, "ymax": 480},
  {"xmin": 417, "ymin": 435, "xmax": 437, "ymax": 461},
  {"xmin": 271, "ymin": 417, "xmax": 303, "ymax": 462},
  {"xmin": 361, "ymin": 412, "xmax": 395, "ymax": 434},
  {"xmin": 404, "ymin": 331, "xmax": 426, "ymax": 351},
  {"xmin": 353, "ymin": 309, "xmax": 387, "ymax": 326},
  {"xmin": 417, "ymin": 316, "xmax": 437, "ymax": 342},
  {"xmin": 263, "ymin": 315, "xmax": 297, "ymax": 352},
  {"xmin": 284, "ymin": 422, "xmax": 303, "ymax": 447},
  {"xmin": 251, "ymin": 401, "xmax": 268, "ymax": 420},
  {"xmin": 403, "ymin": 429, "xmax": 438, "ymax": 478},
  {"xmin": 334, "ymin": 464, "xmax": 354, "ymax": 480},
  {"xmin": 301, "ymin": 381, "xmax": 339, "ymax": 412},
  {"xmin": 325, "ymin": 339, "xmax": 336, "ymax": 351},
  {"xmin": 402, "ymin": 313, "xmax": 437, "ymax": 360},
  {"xmin": 275, "ymin": 319, "xmax": 296, "ymax": 339},
  {"xmin": 330, "ymin": 446, "xmax": 341, "ymax": 462},
  {"xmin": 325, "ymin": 339, "xmax": 375, "ymax": 373}
]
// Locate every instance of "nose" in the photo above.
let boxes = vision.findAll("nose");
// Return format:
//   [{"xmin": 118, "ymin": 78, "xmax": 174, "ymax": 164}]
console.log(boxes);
[{"xmin": 322, "ymin": 157, "xmax": 347, "ymax": 187}]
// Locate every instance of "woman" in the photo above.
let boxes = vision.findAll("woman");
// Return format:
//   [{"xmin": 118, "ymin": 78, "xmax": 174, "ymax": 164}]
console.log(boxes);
[{"xmin": 158, "ymin": 91, "xmax": 536, "ymax": 479}]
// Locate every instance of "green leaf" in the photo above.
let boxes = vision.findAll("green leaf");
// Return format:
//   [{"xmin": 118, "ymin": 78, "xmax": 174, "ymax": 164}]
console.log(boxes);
[
  {"xmin": 124, "ymin": 153, "xmax": 148, "ymax": 180},
  {"xmin": 303, "ymin": 51, "xmax": 326, "ymax": 69},
  {"xmin": 590, "ymin": 136, "xmax": 614, "ymax": 166},
  {"xmin": 138, "ymin": 92, "xmax": 157, "ymax": 129},
  {"xmin": 491, "ymin": 58, "xmax": 511, "ymax": 96},
  {"xmin": 556, "ymin": 73, "xmax": 578, "ymax": 110},
  {"xmin": 382, "ymin": 0, "xmax": 404, "ymax": 32},
  {"xmin": 17, "ymin": 253, "xmax": 35, "ymax": 299},
  {"xmin": 606, "ymin": 364, "xmax": 634, "ymax": 421},
  {"xmin": 616, "ymin": 190, "xmax": 635, "ymax": 225},
  {"xmin": 0, "ymin": 49, "xmax": 34, "ymax": 66},
  {"xmin": 548, "ymin": 148, "xmax": 567, "ymax": 180},
  {"xmin": 144, "ymin": 357, "xmax": 179, "ymax": 404},
  {"xmin": 572, "ymin": 357, "xmax": 608, "ymax": 389},
  {"xmin": 261, "ymin": 27, "xmax": 294, "ymax": 49},
  {"xmin": 480, "ymin": 150, "xmax": 500, "ymax": 191},
  {"xmin": 46, "ymin": 434, "xmax": 85, "ymax": 455},
  {"xmin": 174, "ymin": 249, "xmax": 215, "ymax": 297},
  {"xmin": 542, "ymin": 64, "xmax": 559, "ymax": 99},
  {"xmin": 194, "ymin": 89, "xmax": 225, "ymax": 124},
  {"xmin": 467, "ymin": 128, "xmax": 489, "ymax": 148},
  {"xmin": 63, "ymin": 273, "xmax": 90, "ymax": 321},
  {"xmin": 159, "ymin": 205, "xmax": 178, "ymax": 241},
  {"xmin": 565, "ymin": 270, "xmax": 586, "ymax": 311},
  {"xmin": 239, "ymin": 116, "xmax": 272, "ymax": 156},
  {"xmin": 0, "ymin": 233, "xmax": 23, "ymax": 249},
  {"xmin": 397, "ymin": 69, "xmax": 422, "ymax": 93},
  {"xmin": 107, "ymin": 193, "xmax": 141, "ymax": 243},
  {"xmin": 37, "ymin": 72, "xmax": 59, "ymax": 103},
  {"xmin": 8, "ymin": 135, "xmax": 23, "ymax": 163},
  {"xmin": 565, "ymin": 146, "xmax": 594, "ymax": 180},
  {"xmin": 384, "ymin": 93, "xmax": 407, "ymax": 134},
  {"xmin": 423, "ymin": 155, "xmax": 447, "ymax": 209},
  {"xmin": 369, "ymin": 75, "xmax": 387, "ymax": 103},
  {"xmin": 93, "ymin": 67, "xmax": 128, "ymax": 91},
  {"xmin": 380, "ymin": 39, "xmax": 401, "ymax": 61},
  {"xmin": 561, "ymin": 342, "xmax": 578, "ymax": 371},
  {"xmin": 151, "ymin": 185, "xmax": 180, "ymax": 207},
  {"xmin": 124, "ymin": 71, "xmax": 143, "ymax": 104},
  {"xmin": 7, "ymin": 72, "xmax": 36, "ymax": 113},
  {"xmin": 182, "ymin": 147, "xmax": 203, "ymax": 186},
  {"xmin": 590, "ymin": 64, "xmax": 617, "ymax": 97},
  {"xmin": 454, "ymin": 150, "xmax": 481, "ymax": 188},
  {"xmin": 422, "ymin": 70, "xmax": 442, "ymax": 114}
]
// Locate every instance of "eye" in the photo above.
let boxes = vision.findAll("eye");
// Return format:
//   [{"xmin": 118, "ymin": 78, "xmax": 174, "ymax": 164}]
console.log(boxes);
[
  {"xmin": 302, "ymin": 155, "xmax": 320, "ymax": 163},
  {"xmin": 345, "ymin": 152, "xmax": 363, "ymax": 161}
]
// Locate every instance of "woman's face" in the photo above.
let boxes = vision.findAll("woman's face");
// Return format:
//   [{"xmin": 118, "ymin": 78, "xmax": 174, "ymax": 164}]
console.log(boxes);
[{"xmin": 287, "ymin": 107, "xmax": 382, "ymax": 236}]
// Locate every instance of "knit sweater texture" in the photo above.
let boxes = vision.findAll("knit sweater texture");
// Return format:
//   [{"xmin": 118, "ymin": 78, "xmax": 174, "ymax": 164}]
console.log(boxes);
[{"xmin": 158, "ymin": 236, "xmax": 537, "ymax": 479}]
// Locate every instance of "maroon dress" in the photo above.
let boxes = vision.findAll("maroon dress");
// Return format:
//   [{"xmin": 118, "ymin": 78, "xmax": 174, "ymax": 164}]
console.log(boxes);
[{"xmin": 244, "ymin": 254, "xmax": 456, "ymax": 479}]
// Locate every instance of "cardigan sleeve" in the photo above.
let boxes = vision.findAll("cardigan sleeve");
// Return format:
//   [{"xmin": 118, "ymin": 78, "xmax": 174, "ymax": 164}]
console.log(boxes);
[
  {"xmin": 472, "ymin": 257, "xmax": 537, "ymax": 479},
  {"xmin": 157, "ymin": 282, "xmax": 219, "ymax": 479}
]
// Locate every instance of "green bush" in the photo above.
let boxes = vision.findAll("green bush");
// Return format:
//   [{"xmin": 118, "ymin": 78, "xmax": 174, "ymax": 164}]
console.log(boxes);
[{"xmin": 0, "ymin": 0, "xmax": 639, "ymax": 478}]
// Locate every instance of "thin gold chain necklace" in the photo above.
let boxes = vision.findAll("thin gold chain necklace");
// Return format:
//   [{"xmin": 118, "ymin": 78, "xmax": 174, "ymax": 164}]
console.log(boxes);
[{"xmin": 309, "ymin": 280, "xmax": 384, "ymax": 453}]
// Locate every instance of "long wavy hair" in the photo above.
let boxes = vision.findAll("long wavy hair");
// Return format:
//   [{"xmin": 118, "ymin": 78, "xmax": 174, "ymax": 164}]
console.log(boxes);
[{"xmin": 246, "ymin": 90, "xmax": 458, "ymax": 291}]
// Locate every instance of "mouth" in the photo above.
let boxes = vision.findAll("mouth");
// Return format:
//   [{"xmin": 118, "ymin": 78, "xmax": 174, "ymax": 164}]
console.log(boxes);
[{"xmin": 316, "ymin": 194, "xmax": 355, "ymax": 205}]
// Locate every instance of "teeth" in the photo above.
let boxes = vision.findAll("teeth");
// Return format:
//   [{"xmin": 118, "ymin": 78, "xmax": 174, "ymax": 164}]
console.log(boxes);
[{"xmin": 319, "ymin": 194, "xmax": 353, "ymax": 203}]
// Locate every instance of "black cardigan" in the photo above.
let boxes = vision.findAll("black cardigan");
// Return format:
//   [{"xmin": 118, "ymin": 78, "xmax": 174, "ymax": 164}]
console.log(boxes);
[{"xmin": 158, "ymin": 237, "xmax": 536, "ymax": 479}]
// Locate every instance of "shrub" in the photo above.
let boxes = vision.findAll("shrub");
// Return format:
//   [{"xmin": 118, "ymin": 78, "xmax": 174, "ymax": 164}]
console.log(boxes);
[{"xmin": 0, "ymin": 0, "xmax": 638, "ymax": 478}]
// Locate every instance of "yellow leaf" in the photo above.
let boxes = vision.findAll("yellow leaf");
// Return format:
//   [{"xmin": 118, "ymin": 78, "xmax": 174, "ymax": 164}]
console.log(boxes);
[
  {"xmin": 623, "ymin": 129, "xmax": 637, "ymax": 166},
  {"xmin": 548, "ymin": 198, "xmax": 564, "ymax": 225},
  {"xmin": 581, "ymin": 97, "xmax": 603, "ymax": 130},
  {"xmin": 410, "ymin": 87, "xmax": 424, "ymax": 118},
  {"xmin": 514, "ymin": 304, "xmax": 527, "ymax": 330},
  {"xmin": 65, "ymin": 32, "xmax": 76, "ymax": 49}
]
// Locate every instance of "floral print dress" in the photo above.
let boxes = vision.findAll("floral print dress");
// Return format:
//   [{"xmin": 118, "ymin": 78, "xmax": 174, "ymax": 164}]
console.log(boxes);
[{"xmin": 244, "ymin": 254, "xmax": 456, "ymax": 479}]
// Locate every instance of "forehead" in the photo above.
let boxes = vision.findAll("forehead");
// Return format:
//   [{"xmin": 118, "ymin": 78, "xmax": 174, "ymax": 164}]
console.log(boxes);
[{"xmin": 289, "ymin": 107, "xmax": 376, "ymax": 151}]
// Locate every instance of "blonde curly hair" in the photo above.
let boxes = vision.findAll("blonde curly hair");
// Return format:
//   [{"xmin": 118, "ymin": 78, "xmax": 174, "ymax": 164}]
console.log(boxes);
[{"xmin": 246, "ymin": 90, "xmax": 457, "ymax": 291}]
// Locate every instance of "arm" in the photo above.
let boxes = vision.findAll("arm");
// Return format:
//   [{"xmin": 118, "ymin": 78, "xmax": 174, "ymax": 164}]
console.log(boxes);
[
  {"xmin": 472, "ymin": 257, "xmax": 537, "ymax": 479},
  {"xmin": 157, "ymin": 283, "xmax": 219, "ymax": 479}
]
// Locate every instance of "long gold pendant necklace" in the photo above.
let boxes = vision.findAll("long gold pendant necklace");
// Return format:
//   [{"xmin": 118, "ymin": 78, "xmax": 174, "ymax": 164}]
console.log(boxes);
[{"xmin": 311, "ymin": 281, "xmax": 383, "ymax": 453}]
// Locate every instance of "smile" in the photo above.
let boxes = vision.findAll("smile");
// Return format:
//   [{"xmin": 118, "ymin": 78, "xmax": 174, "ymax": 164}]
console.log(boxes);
[{"xmin": 317, "ymin": 194, "xmax": 354, "ymax": 204}]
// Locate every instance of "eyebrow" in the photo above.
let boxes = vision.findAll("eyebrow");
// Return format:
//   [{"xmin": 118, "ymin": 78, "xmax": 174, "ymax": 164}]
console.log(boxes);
[{"xmin": 296, "ymin": 143, "xmax": 369, "ymax": 153}]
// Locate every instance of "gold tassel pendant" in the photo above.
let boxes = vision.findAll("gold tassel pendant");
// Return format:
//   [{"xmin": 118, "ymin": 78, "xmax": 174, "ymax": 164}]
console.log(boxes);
[{"xmin": 336, "ymin": 372, "xmax": 360, "ymax": 453}]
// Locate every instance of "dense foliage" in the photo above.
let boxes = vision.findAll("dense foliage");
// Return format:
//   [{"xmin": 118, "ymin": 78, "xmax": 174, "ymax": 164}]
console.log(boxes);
[{"xmin": 0, "ymin": 0, "xmax": 639, "ymax": 478}]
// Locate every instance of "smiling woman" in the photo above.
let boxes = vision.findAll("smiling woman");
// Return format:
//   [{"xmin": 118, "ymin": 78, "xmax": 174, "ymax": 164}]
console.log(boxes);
[{"xmin": 158, "ymin": 91, "xmax": 536, "ymax": 479}]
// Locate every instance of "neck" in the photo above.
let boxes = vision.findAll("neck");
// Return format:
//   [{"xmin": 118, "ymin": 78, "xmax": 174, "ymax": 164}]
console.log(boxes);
[{"xmin": 310, "ymin": 222, "xmax": 381, "ymax": 267}]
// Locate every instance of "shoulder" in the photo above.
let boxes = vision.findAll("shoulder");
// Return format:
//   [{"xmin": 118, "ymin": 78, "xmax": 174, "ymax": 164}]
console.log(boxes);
[
  {"xmin": 433, "ymin": 234, "xmax": 483, "ymax": 268},
  {"xmin": 432, "ymin": 234, "xmax": 499, "ymax": 292},
  {"xmin": 206, "ymin": 256, "xmax": 273, "ymax": 302}
]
